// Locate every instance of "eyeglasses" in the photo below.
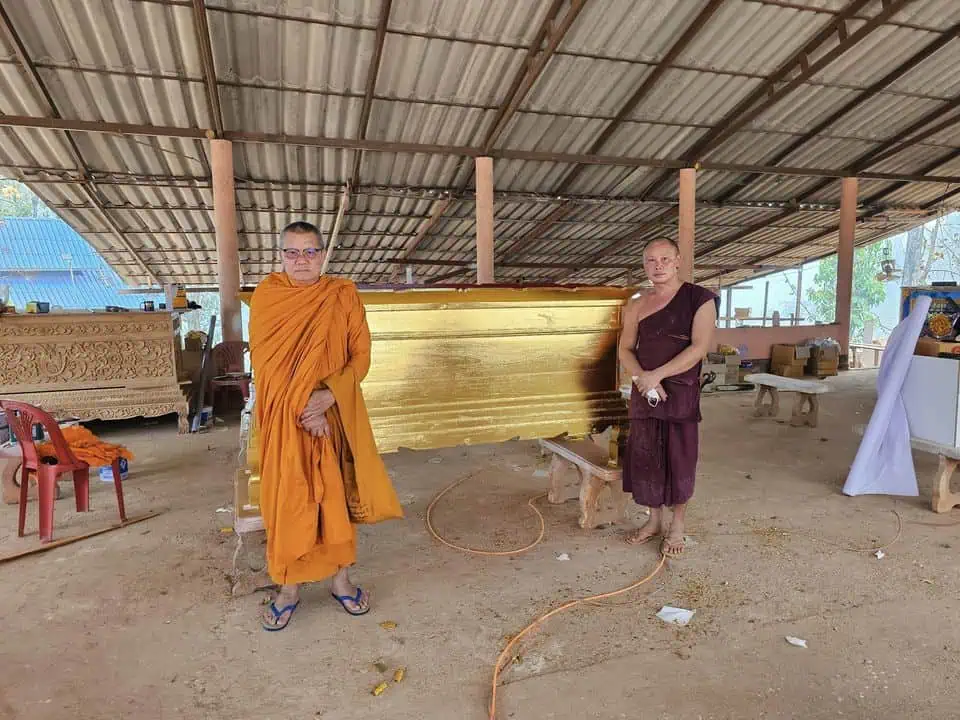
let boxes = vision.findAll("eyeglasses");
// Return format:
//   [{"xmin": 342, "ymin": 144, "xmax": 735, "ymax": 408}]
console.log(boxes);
[{"xmin": 281, "ymin": 247, "xmax": 321, "ymax": 261}]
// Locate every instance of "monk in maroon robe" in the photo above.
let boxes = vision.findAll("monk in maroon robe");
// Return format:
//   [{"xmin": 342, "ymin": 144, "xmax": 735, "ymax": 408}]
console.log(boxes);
[{"xmin": 618, "ymin": 238, "xmax": 717, "ymax": 557}]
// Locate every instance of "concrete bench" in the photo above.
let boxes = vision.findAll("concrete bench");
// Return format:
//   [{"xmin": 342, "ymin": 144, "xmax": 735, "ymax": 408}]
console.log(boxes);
[
  {"xmin": 539, "ymin": 436, "xmax": 629, "ymax": 530},
  {"xmin": 744, "ymin": 373, "xmax": 831, "ymax": 428}
]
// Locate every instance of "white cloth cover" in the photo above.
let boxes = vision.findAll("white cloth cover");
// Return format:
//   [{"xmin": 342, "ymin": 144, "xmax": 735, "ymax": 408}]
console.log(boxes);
[{"xmin": 843, "ymin": 296, "xmax": 932, "ymax": 497}]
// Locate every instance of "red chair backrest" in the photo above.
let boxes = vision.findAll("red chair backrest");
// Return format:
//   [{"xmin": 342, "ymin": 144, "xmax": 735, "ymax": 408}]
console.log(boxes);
[
  {"xmin": 212, "ymin": 341, "xmax": 249, "ymax": 376},
  {"xmin": 0, "ymin": 400, "xmax": 80, "ymax": 468}
]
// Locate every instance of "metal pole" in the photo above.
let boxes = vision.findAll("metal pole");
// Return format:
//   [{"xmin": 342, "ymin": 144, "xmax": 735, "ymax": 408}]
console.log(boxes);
[
  {"xmin": 794, "ymin": 265, "xmax": 803, "ymax": 326},
  {"xmin": 762, "ymin": 280, "xmax": 769, "ymax": 327},
  {"xmin": 320, "ymin": 186, "xmax": 349, "ymax": 276}
]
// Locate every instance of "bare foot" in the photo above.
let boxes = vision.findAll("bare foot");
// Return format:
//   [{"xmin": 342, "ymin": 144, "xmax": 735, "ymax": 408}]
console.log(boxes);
[
  {"xmin": 661, "ymin": 528, "xmax": 685, "ymax": 557},
  {"xmin": 625, "ymin": 513, "xmax": 662, "ymax": 546},
  {"xmin": 661, "ymin": 504, "xmax": 687, "ymax": 557}
]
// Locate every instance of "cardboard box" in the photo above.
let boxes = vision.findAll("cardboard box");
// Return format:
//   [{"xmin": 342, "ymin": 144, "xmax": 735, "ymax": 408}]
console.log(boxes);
[
  {"xmin": 771, "ymin": 344, "xmax": 810, "ymax": 366},
  {"xmin": 809, "ymin": 345, "xmax": 839, "ymax": 361},
  {"xmin": 916, "ymin": 337, "xmax": 960, "ymax": 358},
  {"xmin": 707, "ymin": 352, "xmax": 740, "ymax": 365},
  {"xmin": 808, "ymin": 362, "xmax": 838, "ymax": 377},
  {"xmin": 772, "ymin": 363, "xmax": 804, "ymax": 379}
]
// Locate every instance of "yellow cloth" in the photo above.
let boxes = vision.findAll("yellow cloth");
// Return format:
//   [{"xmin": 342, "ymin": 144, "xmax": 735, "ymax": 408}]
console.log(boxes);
[
  {"xmin": 36, "ymin": 425, "xmax": 133, "ymax": 467},
  {"xmin": 249, "ymin": 273, "xmax": 402, "ymax": 585}
]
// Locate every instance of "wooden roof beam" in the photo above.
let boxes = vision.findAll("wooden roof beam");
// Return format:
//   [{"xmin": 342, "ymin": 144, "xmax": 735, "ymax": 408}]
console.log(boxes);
[
  {"xmin": 637, "ymin": 0, "xmax": 909, "ymax": 199},
  {"xmin": 0, "ymin": 2, "xmax": 160, "ymax": 286},
  {"xmin": 350, "ymin": 0, "xmax": 392, "ymax": 188},
  {"xmin": 426, "ymin": 0, "xmax": 590, "ymax": 282},
  {"xmin": 715, "ymin": 21, "xmax": 960, "ymax": 203},
  {"xmin": 698, "ymin": 149, "xmax": 960, "ymax": 283},
  {"xmin": 190, "ymin": 0, "xmax": 224, "ymax": 136},
  {"xmin": 4, "ymin": 115, "xmax": 960, "ymax": 184},
  {"xmin": 498, "ymin": 0, "xmax": 728, "ymax": 263}
]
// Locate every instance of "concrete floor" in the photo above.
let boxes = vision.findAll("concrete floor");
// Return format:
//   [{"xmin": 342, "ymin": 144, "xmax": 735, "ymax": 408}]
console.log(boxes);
[{"xmin": 2, "ymin": 371, "xmax": 959, "ymax": 720}]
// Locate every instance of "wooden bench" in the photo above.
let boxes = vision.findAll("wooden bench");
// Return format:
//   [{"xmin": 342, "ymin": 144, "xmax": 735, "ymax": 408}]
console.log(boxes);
[
  {"xmin": 744, "ymin": 373, "xmax": 831, "ymax": 428},
  {"xmin": 539, "ymin": 436, "xmax": 629, "ymax": 530}
]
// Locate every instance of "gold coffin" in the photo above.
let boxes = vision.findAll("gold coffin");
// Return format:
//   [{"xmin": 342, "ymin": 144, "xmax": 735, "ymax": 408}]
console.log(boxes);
[{"xmin": 236, "ymin": 285, "xmax": 630, "ymax": 527}]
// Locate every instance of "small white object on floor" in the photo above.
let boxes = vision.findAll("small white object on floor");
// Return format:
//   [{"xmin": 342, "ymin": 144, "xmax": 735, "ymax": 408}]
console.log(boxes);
[
  {"xmin": 874, "ymin": 549, "xmax": 885, "ymax": 560},
  {"xmin": 785, "ymin": 636, "xmax": 808, "ymax": 648},
  {"xmin": 428, "ymin": 457, "xmax": 443, "ymax": 464},
  {"xmin": 533, "ymin": 469, "xmax": 549, "ymax": 478},
  {"xmin": 216, "ymin": 507, "xmax": 232, "ymax": 514},
  {"xmin": 556, "ymin": 553, "xmax": 571, "ymax": 561},
  {"xmin": 656, "ymin": 606, "xmax": 695, "ymax": 626}
]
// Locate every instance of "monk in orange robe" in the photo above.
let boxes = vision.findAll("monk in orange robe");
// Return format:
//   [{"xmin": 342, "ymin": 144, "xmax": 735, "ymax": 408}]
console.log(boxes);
[{"xmin": 249, "ymin": 221, "xmax": 403, "ymax": 630}]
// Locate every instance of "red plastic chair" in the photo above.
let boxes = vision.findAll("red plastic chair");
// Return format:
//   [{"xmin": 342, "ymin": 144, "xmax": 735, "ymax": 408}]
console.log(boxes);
[
  {"xmin": 210, "ymin": 341, "xmax": 252, "ymax": 406},
  {"xmin": 0, "ymin": 400, "xmax": 126, "ymax": 543}
]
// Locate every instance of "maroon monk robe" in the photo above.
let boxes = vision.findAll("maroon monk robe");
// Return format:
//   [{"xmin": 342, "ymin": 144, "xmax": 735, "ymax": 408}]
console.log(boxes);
[{"xmin": 623, "ymin": 282, "xmax": 718, "ymax": 508}]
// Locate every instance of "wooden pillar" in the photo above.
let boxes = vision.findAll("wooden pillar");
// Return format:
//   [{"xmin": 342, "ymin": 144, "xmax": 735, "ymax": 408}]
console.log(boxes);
[
  {"xmin": 678, "ymin": 168, "xmax": 696, "ymax": 283},
  {"xmin": 475, "ymin": 156, "xmax": 495, "ymax": 284},
  {"xmin": 837, "ymin": 177, "xmax": 858, "ymax": 366},
  {"xmin": 210, "ymin": 139, "xmax": 242, "ymax": 343}
]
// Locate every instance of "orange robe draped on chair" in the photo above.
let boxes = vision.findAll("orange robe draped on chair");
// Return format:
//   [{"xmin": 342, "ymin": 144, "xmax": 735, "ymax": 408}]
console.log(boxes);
[{"xmin": 249, "ymin": 273, "xmax": 402, "ymax": 585}]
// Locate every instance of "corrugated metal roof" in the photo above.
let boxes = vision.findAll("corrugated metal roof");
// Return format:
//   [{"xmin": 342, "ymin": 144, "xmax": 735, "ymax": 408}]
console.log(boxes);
[
  {"xmin": 1, "ymin": 269, "xmax": 155, "ymax": 311},
  {"xmin": 0, "ymin": 217, "xmax": 112, "ymax": 270},
  {"xmin": 0, "ymin": 0, "xmax": 958, "ymax": 288}
]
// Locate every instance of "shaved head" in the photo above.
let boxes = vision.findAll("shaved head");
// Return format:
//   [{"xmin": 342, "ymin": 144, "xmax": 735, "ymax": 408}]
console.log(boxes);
[
  {"xmin": 643, "ymin": 237, "xmax": 680, "ymax": 256},
  {"xmin": 642, "ymin": 237, "xmax": 682, "ymax": 286}
]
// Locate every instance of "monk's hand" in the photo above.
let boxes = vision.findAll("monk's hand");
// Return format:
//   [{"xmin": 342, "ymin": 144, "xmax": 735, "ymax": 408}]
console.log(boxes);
[
  {"xmin": 301, "ymin": 414, "xmax": 330, "ymax": 438},
  {"xmin": 654, "ymin": 384, "xmax": 668, "ymax": 401},
  {"xmin": 631, "ymin": 371, "xmax": 662, "ymax": 395},
  {"xmin": 300, "ymin": 389, "xmax": 336, "ymax": 425}
]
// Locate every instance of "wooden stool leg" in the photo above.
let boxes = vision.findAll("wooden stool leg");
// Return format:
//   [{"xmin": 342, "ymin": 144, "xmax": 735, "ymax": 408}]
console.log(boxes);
[
  {"xmin": 933, "ymin": 455, "xmax": 960, "ymax": 513},
  {"xmin": 807, "ymin": 394, "xmax": 820, "ymax": 427},
  {"xmin": 578, "ymin": 472, "xmax": 603, "ymax": 530},
  {"xmin": 753, "ymin": 387, "xmax": 768, "ymax": 417},
  {"xmin": 594, "ymin": 480, "xmax": 630, "ymax": 527},
  {"xmin": 790, "ymin": 393, "xmax": 818, "ymax": 427},
  {"xmin": 547, "ymin": 455, "xmax": 580, "ymax": 504},
  {"xmin": 754, "ymin": 386, "xmax": 780, "ymax": 417}
]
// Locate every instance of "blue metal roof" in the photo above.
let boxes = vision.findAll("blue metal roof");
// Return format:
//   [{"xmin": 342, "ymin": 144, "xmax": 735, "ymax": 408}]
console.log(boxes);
[
  {"xmin": 0, "ymin": 217, "xmax": 107, "ymax": 271},
  {"xmin": 1, "ymin": 270, "xmax": 156, "ymax": 311},
  {"xmin": 0, "ymin": 217, "xmax": 157, "ymax": 311}
]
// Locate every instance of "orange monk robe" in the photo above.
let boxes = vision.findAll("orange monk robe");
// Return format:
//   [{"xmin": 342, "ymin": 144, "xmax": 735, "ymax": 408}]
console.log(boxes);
[
  {"xmin": 249, "ymin": 273, "xmax": 403, "ymax": 585},
  {"xmin": 36, "ymin": 425, "xmax": 134, "ymax": 467}
]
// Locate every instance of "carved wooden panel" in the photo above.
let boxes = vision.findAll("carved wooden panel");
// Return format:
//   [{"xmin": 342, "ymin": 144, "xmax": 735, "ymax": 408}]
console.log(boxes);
[{"xmin": 0, "ymin": 312, "xmax": 178, "ymax": 394}]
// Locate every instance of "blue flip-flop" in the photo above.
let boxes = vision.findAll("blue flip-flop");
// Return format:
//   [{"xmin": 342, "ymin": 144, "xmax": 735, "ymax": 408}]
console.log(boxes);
[
  {"xmin": 262, "ymin": 600, "xmax": 300, "ymax": 631},
  {"xmin": 331, "ymin": 587, "xmax": 370, "ymax": 616}
]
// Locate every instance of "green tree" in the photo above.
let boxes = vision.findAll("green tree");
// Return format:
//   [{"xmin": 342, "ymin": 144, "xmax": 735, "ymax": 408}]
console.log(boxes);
[
  {"xmin": 806, "ymin": 241, "xmax": 889, "ymax": 343},
  {"xmin": 0, "ymin": 179, "xmax": 54, "ymax": 217}
]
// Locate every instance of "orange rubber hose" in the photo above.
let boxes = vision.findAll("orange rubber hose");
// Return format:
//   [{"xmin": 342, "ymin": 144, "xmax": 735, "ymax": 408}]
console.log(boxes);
[
  {"xmin": 425, "ymin": 472, "xmax": 547, "ymax": 556},
  {"xmin": 424, "ymin": 471, "xmax": 668, "ymax": 719},
  {"xmin": 487, "ymin": 553, "xmax": 666, "ymax": 720}
]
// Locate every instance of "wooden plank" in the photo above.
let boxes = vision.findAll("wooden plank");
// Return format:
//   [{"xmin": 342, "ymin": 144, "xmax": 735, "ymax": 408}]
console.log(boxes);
[{"xmin": 0, "ymin": 511, "xmax": 162, "ymax": 564}]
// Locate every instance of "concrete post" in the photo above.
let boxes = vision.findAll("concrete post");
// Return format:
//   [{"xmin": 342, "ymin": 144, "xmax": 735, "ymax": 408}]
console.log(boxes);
[
  {"xmin": 837, "ymin": 177, "xmax": 858, "ymax": 367},
  {"xmin": 678, "ymin": 168, "xmax": 696, "ymax": 283},
  {"xmin": 475, "ymin": 156, "xmax": 495, "ymax": 284},
  {"xmin": 210, "ymin": 139, "xmax": 242, "ymax": 343}
]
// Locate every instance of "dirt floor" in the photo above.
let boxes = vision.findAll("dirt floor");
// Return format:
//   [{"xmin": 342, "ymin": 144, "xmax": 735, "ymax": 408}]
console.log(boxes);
[{"xmin": 2, "ymin": 370, "xmax": 960, "ymax": 719}]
